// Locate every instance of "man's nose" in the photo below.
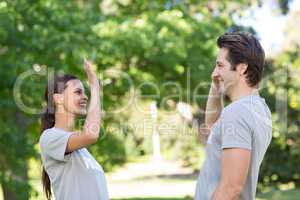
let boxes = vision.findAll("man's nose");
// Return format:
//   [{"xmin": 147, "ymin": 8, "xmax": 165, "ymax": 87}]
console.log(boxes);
[{"xmin": 212, "ymin": 67, "xmax": 220, "ymax": 77}]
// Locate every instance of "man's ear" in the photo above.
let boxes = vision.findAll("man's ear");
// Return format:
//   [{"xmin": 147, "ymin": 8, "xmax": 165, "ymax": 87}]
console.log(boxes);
[
  {"xmin": 53, "ymin": 93, "xmax": 64, "ymax": 105},
  {"xmin": 237, "ymin": 63, "xmax": 248, "ymax": 76}
]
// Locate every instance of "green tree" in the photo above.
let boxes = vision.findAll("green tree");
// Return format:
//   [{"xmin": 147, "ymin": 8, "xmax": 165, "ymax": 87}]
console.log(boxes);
[
  {"xmin": 257, "ymin": 2, "xmax": 300, "ymax": 189},
  {"xmin": 1, "ymin": 0, "xmax": 286, "ymax": 198},
  {"xmin": 0, "ymin": 1, "xmax": 105, "ymax": 199}
]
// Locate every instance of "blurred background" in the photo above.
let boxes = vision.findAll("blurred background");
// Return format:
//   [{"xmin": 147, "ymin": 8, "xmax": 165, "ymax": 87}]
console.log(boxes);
[{"xmin": 0, "ymin": 0, "xmax": 300, "ymax": 199}]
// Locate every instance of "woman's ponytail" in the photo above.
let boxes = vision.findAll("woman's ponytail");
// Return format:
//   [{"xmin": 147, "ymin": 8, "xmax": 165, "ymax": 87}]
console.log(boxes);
[{"xmin": 41, "ymin": 111, "xmax": 55, "ymax": 200}]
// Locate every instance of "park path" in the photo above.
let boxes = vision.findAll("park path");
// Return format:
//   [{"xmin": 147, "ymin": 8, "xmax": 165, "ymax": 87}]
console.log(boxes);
[{"xmin": 106, "ymin": 159, "xmax": 198, "ymax": 199}]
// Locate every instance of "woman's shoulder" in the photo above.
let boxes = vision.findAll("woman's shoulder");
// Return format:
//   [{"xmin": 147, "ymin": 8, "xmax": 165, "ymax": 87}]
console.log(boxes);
[
  {"xmin": 39, "ymin": 127, "xmax": 54, "ymax": 143},
  {"xmin": 39, "ymin": 127, "xmax": 68, "ymax": 146}
]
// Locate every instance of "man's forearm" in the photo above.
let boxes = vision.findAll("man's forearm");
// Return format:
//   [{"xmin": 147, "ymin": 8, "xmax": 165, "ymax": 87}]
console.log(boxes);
[
  {"xmin": 212, "ymin": 183, "xmax": 242, "ymax": 200},
  {"xmin": 205, "ymin": 84, "xmax": 223, "ymax": 129}
]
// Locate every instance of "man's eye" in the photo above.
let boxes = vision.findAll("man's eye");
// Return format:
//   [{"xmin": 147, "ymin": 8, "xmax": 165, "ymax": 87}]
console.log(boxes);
[{"xmin": 75, "ymin": 91, "xmax": 81, "ymax": 94}]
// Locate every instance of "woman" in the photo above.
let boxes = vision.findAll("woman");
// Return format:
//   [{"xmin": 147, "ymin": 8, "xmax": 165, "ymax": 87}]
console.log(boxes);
[{"xmin": 39, "ymin": 59, "xmax": 109, "ymax": 200}]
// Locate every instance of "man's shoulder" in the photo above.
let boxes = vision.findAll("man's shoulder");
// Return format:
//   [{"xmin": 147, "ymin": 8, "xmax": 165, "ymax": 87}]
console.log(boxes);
[
  {"xmin": 222, "ymin": 96, "xmax": 266, "ymax": 118},
  {"xmin": 222, "ymin": 100, "xmax": 249, "ymax": 119}
]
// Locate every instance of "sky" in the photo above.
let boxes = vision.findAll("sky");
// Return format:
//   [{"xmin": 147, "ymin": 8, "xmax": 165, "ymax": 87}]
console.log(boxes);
[{"xmin": 236, "ymin": 0, "xmax": 299, "ymax": 57}]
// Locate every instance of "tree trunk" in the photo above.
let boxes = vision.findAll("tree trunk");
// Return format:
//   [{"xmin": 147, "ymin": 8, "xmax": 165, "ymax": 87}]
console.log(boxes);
[
  {"xmin": 2, "ymin": 149, "xmax": 29, "ymax": 200},
  {"xmin": 2, "ymin": 184, "xmax": 18, "ymax": 200},
  {"xmin": 2, "ymin": 111, "xmax": 30, "ymax": 200}
]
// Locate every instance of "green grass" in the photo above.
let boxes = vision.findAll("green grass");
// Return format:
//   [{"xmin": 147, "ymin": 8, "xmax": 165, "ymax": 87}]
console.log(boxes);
[
  {"xmin": 112, "ymin": 190, "xmax": 300, "ymax": 200},
  {"xmin": 2, "ymin": 183, "xmax": 300, "ymax": 200},
  {"xmin": 257, "ymin": 189, "xmax": 300, "ymax": 200},
  {"xmin": 1, "ymin": 158, "xmax": 300, "ymax": 200},
  {"xmin": 111, "ymin": 189, "xmax": 300, "ymax": 200},
  {"xmin": 113, "ymin": 198, "xmax": 192, "ymax": 200}
]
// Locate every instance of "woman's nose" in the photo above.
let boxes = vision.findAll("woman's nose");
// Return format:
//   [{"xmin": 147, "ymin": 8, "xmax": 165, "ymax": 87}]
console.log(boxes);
[{"xmin": 83, "ymin": 94, "xmax": 88, "ymax": 100}]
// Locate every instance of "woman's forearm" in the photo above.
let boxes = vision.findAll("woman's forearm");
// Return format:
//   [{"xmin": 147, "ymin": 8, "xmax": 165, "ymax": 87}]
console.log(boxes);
[{"xmin": 83, "ymin": 82, "xmax": 101, "ymax": 138}]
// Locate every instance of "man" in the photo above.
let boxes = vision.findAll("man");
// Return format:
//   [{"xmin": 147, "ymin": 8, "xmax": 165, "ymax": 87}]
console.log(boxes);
[{"xmin": 195, "ymin": 32, "xmax": 272, "ymax": 200}]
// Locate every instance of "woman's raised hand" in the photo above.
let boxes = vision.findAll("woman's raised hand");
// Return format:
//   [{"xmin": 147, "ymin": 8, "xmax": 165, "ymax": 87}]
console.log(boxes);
[{"xmin": 84, "ymin": 58, "xmax": 99, "ymax": 86}]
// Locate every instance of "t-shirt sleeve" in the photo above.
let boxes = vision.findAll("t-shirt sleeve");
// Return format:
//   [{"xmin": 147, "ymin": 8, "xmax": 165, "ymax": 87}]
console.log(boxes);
[
  {"xmin": 220, "ymin": 106, "xmax": 253, "ymax": 150},
  {"xmin": 40, "ymin": 129, "xmax": 73, "ymax": 162}
]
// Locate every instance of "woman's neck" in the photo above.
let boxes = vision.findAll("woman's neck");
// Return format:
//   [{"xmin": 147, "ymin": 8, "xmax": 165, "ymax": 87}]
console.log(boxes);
[{"xmin": 54, "ymin": 111, "xmax": 76, "ymax": 132}]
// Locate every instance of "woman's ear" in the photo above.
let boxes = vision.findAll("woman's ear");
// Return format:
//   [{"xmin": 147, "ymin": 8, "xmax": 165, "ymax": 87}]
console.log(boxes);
[{"xmin": 53, "ymin": 93, "xmax": 64, "ymax": 105}]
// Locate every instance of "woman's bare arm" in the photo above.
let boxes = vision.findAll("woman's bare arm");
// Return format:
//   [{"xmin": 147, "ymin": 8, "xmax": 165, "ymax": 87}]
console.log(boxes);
[{"xmin": 66, "ymin": 59, "xmax": 101, "ymax": 152}]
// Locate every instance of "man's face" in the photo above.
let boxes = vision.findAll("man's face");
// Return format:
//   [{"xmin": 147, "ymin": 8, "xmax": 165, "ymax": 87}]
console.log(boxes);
[{"xmin": 213, "ymin": 48, "xmax": 239, "ymax": 97}]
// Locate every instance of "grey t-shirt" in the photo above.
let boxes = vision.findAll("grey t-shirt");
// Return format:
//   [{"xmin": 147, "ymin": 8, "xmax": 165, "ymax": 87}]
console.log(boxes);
[
  {"xmin": 39, "ymin": 127, "xmax": 109, "ymax": 200},
  {"xmin": 195, "ymin": 95, "xmax": 272, "ymax": 200}
]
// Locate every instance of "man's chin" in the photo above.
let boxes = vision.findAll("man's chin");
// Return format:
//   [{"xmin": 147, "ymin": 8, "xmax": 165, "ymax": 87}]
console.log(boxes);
[
  {"xmin": 224, "ymin": 94, "xmax": 231, "ymax": 101},
  {"xmin": 219, "ymin": 88, "xmax": 231, "ymax": 102}
]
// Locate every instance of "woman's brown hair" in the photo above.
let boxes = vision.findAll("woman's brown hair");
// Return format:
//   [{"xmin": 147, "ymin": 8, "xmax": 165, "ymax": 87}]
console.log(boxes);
[{"xmin": 40, "ymin": 73, "xmax": 78, "ymax": 200}]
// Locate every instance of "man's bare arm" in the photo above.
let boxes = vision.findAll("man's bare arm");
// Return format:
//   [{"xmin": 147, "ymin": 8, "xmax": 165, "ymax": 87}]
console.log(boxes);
[
  {"xmin": 199, "ymin": 67, "xmax": 224, "ymax": 142},
  {"xmin": 212, "ymin": 148, "xmax": 251, "ymax": 200}
]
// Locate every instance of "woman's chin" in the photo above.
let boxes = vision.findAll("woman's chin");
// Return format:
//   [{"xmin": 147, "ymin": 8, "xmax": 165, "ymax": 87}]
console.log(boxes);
[{"xmin": 76, "ymin": 109, "xmax": 87, "ymax": 116}]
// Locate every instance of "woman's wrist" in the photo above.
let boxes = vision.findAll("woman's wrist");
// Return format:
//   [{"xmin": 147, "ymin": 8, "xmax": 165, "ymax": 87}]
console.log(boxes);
[{"xmin": 89, "ymin": 79, "xmax": 100, "ymax": 88}]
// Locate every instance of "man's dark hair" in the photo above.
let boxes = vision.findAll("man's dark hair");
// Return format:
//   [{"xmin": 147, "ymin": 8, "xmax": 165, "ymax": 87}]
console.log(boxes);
[{"xmin": 217, "ymin": 32, "xmax": 265, "ymax": 87}]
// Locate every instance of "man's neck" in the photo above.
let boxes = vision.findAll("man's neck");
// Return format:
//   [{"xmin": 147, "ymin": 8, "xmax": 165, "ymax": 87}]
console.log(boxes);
[
  {"xmin": 229, "ymin": 83, "xmax": 259, "ymax": 102},
  {"xmin": 54, "ymin": 111, "xmax": 76, "ymax": 132}
]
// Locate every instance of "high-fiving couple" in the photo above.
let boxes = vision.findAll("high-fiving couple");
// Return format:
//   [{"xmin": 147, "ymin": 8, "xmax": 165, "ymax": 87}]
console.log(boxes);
[{"xmin": 39, "ymin": 32, "xmax": 272, "ymax": 200}]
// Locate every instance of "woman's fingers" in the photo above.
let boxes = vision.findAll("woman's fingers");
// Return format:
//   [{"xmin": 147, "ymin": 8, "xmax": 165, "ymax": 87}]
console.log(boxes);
[
  {"xmin": 84, "ymin": 58, "xmax": 95, "ymax": 77},
  {"xmin": 83, "ymin": 58, "xmax": 99, "ymax": 85},
  {"xmin": 84, "ymin": 58, "xmax": 92, "ymax": 71}
]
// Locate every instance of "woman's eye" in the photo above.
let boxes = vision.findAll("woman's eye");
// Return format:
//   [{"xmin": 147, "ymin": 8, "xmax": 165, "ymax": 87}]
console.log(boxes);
[{"xmin": 75, "ymin": 91, "xmax": 81, "ymax": 94}]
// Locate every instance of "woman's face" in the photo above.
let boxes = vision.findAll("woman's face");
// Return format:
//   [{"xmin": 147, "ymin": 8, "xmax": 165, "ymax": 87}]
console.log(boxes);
[{"xmin": 59, "ymin": 79, "xmax": 88, "ymax": 116}]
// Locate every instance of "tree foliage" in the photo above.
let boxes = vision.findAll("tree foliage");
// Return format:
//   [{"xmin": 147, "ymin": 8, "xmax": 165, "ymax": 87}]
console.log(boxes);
[{"xmin": 0, "ymin": 0, "xmax": 298, "ymax": 199}]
